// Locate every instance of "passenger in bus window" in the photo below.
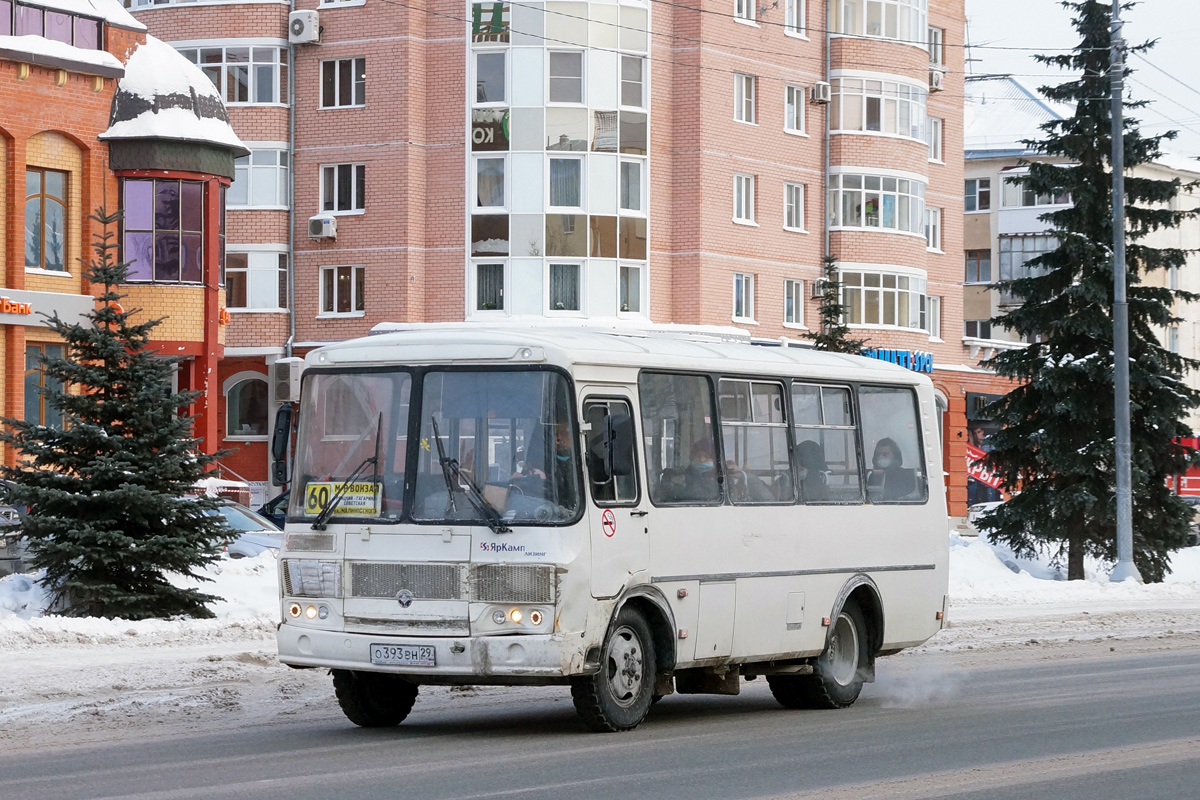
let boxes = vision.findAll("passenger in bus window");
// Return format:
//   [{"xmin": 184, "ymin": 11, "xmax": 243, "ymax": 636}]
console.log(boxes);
[
  {"xmin": 796, "ymin": 440, "xmax": 829, "ymax": 502},
  {"xmin": 867, "ymin": 438, "xmax": 917, "ymax": 501},
  {"xmin": 659, "ymin": 438, "xmax": 719, "ymax": 503}
]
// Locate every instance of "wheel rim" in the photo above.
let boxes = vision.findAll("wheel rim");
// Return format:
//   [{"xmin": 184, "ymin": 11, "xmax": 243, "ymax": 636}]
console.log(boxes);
[
  {"xmin": 828, "ymin": 612, "xmax": 860, "ymax": 686},
  {"xmin": 604, "ymin": 624, "xmax": 645, "ymax": 708}
]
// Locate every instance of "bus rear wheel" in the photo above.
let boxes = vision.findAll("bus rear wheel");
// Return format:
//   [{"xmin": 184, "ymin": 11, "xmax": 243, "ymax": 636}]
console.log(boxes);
[
  {"xmin": 332, "ymin": 669, "xmax": 419, "ymax": 727},
  {"xmin": 571, "ymin": 606, "xmax": 657, "ymax": 732},
  {"xmin": 767, "ymin": 600, "xmax": 868, "ymax": 710}
]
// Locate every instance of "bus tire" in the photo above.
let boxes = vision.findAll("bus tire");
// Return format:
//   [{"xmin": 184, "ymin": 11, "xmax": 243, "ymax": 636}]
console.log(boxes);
[
  {"xmin": 332, "ymin": 669, "xmax": 419, "ymax": 727},
  {"xmin": 571, "ymin": 606, "xmax": 657, "ymax": 732},
  {"xmin": 767, "ymin": 600, "xmax": 868, "ymax": 710}
]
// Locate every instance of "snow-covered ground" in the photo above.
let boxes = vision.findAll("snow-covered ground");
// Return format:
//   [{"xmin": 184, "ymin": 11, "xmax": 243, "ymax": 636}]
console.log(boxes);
[{"xmin": 2, "ymin": 535, "xmax": 1199, "ymax": 750}]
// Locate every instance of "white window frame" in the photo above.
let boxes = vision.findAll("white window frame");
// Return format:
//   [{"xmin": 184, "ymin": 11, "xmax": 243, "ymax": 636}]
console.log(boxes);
[
  {"xmin": 1168, "ymin": 326, "xmax": 1179, "ymax": 354},
  {"xmin": 547, "ymin": 50, "xmax": 585, "ymax": 105},
  {"xmin": 734, "ymin": 0, "xmax": 756, "ymax": 24},
  {"xmin": 546, "ymin": 261, "xmax": 586, "ymax": 315},
  {"xmin": 1001, "ymin": 177, "xmax": 1072, "ymax": 209},
  {"xmin": 734, "ymin": 73, "xmax": 756, "ymax": 124},
  {"xmin": 319, "ymin": 163, "xmax": 366, "ymax": 215},
  {"xmin": 320, "ymin": 56, "xmax": 366, "ymax": 108},
  {"xmin": 827, "ymin": 170, "xmax": 927, "ymax": 236},
  {"xmin": 965, "ymin": 178, "xmax": 991, "ymax": 212},
  {"xmin": 318, "ymin": 264, "xmax": 366, "ymax": 317},
  {"xmin": 175, "ymin": 43, "xmax": 288, "ymax": 106},
  {"xmin": 784, "ymin": 278, "xmax": 805, "ymax": 328},
  {"xmin": 473, "ymin": 155, "xmax": 508, "ymax": 211},
  {"xmin": 927, "ymin": 117, "xmax": 943, "ymax": 162},
  {"xmin": 620, "ymin": 55, "xmax": 646, "ymax": 109},
  {"xmin": 473, "ymin": 50, "xmax": 506, "ymax": 106},
  {"xmin": 829, "ymin": 0, "xmax": 928, "ymax": 44},
  {"xmin": 926, "ymin": 295, "xmax": 941, "ymax": 339},
  {"xmin": 619, "ymin": 158, "xmax": 646, "ymax": 216},
  {"xmin": 784, "ymin": 182, "xmax": 806, "ymax": 232},
  {"xmin": 223, "ymin": 371, "xmax": 271, "ymax": 442},
  {"xmin": 225, "ymin": 248, "xmax": 288, "ymax": 311},
  {"xmin": 925, "ymin": 207, "xmax": 942, "ymax": 251},
  {"xmin": 733, "ymin": 272, "xmax": 756, "ymax": 322},
  {"xmin": 839, "ymin": 265, "xmax": 930, "ymax": 331},
  {"xmin": 734, "ymin": 173, "xmax": 756, "ymax": 225},
  {"xmin": 319, "ymin": 0, "xmax": 366, "ymax": 7},
  {"xmin": 785, "ymin": 85, "xmax": 805, "ymax": 135},
  {"xmin": 618, "ymin": 263, "xmax": 647, "ymax": 316},
  {"xmin": 547, "ymin": 155, "xmax": 585, "ymax": 211},
  {"xmin": 785, "ymin": 0, "xmax": 806, "ymax": 36},
  {"xmin": 828, "ymin": 75, "xmax": 927, "ymax": 142},
  {"xmin": 928, "ymin": 26, "xmax": 945, "ymax": 67},
  {"xmin": 229, "ymin": 145, "xmax": 289, "ymax": 210},
  {"xmin": 470, "ymin": 260, "xmax": 508, "ymax": 315}
]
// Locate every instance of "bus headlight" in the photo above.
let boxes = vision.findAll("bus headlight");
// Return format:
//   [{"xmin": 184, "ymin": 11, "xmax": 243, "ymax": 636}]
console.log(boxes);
[
  {"xmin": 283, "ymin": 560, "xmax": 341, "ymax": 598},
  {"xmin": 492, "ymin": 610, "xmax": 507, "ymax": 624},
  {"xmin": 509, "ymin": 608, "xmax": 523, "ymax": 624}
]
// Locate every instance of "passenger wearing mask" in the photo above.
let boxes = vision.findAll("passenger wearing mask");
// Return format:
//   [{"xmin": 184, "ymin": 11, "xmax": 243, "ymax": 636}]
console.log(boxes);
[
  {"xmin": 796, "ymin": 440, "xmax": 829, "ymax": 502},
  {"xmin": 658, "ymin": 438, "xmax": 721, "ymax": 503},
  {"xmin": 867, "ymin": 438, "xmax": 917, "ymax": 501}
]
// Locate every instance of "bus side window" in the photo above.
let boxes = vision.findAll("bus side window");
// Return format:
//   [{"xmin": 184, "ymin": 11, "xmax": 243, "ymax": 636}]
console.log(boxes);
[
  {"xmin": 791, "ymin": 383, "xmax": 864, "ymax": 503},
  {"xmin": 584, "ymin": 399, "xmax": 638, "ymax": 505},
  {"xmin": 718, "ymin": 379, "xmax": 794, "ymax": 504},
  {"xmin": 859, "ymin": 385, "xmax": 928, "ymax": 504},
  {"xmin": 637, "ymin": 372, "xmax": 721, "ymax": 506}
]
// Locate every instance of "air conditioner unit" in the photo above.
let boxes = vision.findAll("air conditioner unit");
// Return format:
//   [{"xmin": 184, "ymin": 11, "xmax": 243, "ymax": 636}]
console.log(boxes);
[
  {"xmin": 810, "ymin": 81, "xmax": 831, "ymax": 104},
  {"xmin": 289, "ymin": 10, "xmax": 319, "ymax": 45},
  {"xmin": 928, "ymin": 70, "xmax": 945, "ymax": 92},
  {"xmin": 308, "ymin": 214, "xmax": 336, "ymax": 239},
  {"xmin": 273, "ymin": 357, "xmax": 304, "ymax": 404}
]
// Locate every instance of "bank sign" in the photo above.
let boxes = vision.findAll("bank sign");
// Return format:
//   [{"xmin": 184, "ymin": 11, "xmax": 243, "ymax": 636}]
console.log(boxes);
[
  {"xmin": 0, "ymin": 288, "xmax": 94, "ymax": 328},
  {"xmin": 862, "ymin": 348, "xmax": 934, "ymax": 374}
]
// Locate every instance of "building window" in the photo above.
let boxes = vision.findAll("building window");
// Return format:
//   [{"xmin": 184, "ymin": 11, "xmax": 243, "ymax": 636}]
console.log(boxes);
[
  {"xmin": 733, "ymin": 273, "xmax": 755, "ymax": 321},
  {"xmin": 320, "ymin": 265, "xmax": 365, "ymax": 315},
  {"xmin": 122, "ymin": 179, "xmax": 205, "ymax": 283},
  {"xmin": 621, "ymin": 55, "xmax": 645, "ymax": 108},
  {"xmin": 785, "ymin": 0, "xmax": 805, "ymax": 34},
  {"xmin": 924, "ymin": 207, "xmax": 941, "ymax": 250},
  {"xmin": 226, "ymin": 375, "xmax": 269, "ymax": 439},
  {"xmin": 784, "ymin": 183, "xmax": 805, "ymax": 231},
  {"xmin": 1170, "ymin": 265, "xmax": 1180, "ymax": 290},
  {"xmin": 827, "ymin": 173, "xmax": 925, "ymax": 234},
  {"xmin": 1168, "ymin": 326, "xmax": 1179, "ymax": 354},
  {"xmin": 965, "ymin": 178, "xmax": 990, "ymax": 211},
  {"xmin": 320, "ymin": 163, "xmax": 366, "ymax": 213},
  {"xmin": 474, "ymin": 156, "xmax": 507, "ymax": 210},
  {"xmin": 24, "ymin": 344, "xmax": 64, "ymax": 428},
  {"xmin": 829, "ymin": 0, "xmax": 927, "ymax": 42},
  {"xmin": 620, "ymin": 264, "xmax": 643, "ymax": 313},
  {"xmin": 734, "ymin": 73, "xmax": 756, "ymax": 123},
  {"xmin": 548, "ymin": 51, "xmax": 584, "ymax": 103},
  {"xmin": 549, "ymin": 157, "xmax": 583, "ymax": 209},
  {"xmin": 785, "ymin": 85, "xmax": 805, "ymax": 133},
  {"xmin": 475, "ymin": 262, "xmax": 504, "ymax": 311},
  {"xmin": 229, "ymin": 149, "xmax": 288, "ymax": 208},
  {"xmin": 965, "ymin": 320, "xmax": 992, "ymax": 339},
  {"xmin": 928, "ymin": 26, "xmax": 944, "ymax": 67},
  {"xmin": 735, "ymin": 0, "xmax": 754, "ymax": 22},
  {"xmin": 965, "ymin": 250, "xmax": 991, "ymax": 284},
  {"xmin": 840, "ymin": 269, "xmax": 929, "ymax": 330},
  {"xmin": 925, "ymin": 295, "xmax": 941, "ymax": 338},
  {"xmin": 828, "ymin": 77, "xmax": 926, "ymax": 141},
  {"xmin": 784, "ymin": 279, "xmax": 803, "ymax": 326},
  {"xmin": 474, "ymin": 51, "xmax": 505, "ymax": 105},
  {"xmin": 620, "ymin": 159, "xmax": 644, "ymax": 213},
  {"xmin": 25, "ymin": 167, "xmax": 67, "ymax": 272},
  {"xmin": 177, "ymin": 45, "xmax": 288, "ymax": 105},
  {"xmin": 471, "ymin": 1, "xmax": 510, "ymax": 43},
  {"xmin": 998, "ymin": 234, "xmax": 1056, "ymax": 304},
  {"xmin": 1001, "ymin": 178, "xmax": 1071, "ymax": 208},
  {"xmin": 549, "ymin": 263, "xmax": 582, "ymax": 311},
  {"xmin": 226, "ymin": 252, "xmax": 288, "ymax": 310},
  {"xmin": 5, "ymin": 2, "xmax": 100, "ymax": 48},
  {"xmin": 321, "ymin": 56, "xmax": 366, "ymax": 107},
  {"xmin": 927, "ymin": 117, "xmax": 943, "ymax": 161},
  {"xmin": 734, "ymin": 173, "xmax": 755, "ymax": 223}
]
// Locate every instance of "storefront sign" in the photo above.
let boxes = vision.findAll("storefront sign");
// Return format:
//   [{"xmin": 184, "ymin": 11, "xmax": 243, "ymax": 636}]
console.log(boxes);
[
  {"xmin": 966, "ymin": 443, "xmax": 1003, "ymax": 490},
  {"xmin": 1, "ymin": 297, "xmax": 33, "ymax": 315},
  {"xmin": 862, "ymin": 348, "xmax": 934, "ymax": 374},
  {"xmin": 0, "ymin": 288, "xmax": 93, "ymax": 328}
]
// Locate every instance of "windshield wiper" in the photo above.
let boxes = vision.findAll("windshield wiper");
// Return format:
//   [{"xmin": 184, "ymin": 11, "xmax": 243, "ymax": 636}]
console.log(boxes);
[
  {"xmin": 312, "ymin": 413, "xmax": 383, "ymax": 531},
  {"xmin": 431, "ymin": 416, "xmax": 510, "ymax": 534}
]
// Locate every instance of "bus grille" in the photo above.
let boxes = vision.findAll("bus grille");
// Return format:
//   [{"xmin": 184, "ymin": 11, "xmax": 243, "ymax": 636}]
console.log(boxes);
[
  {"xmin": 348, "ymin": 562, "xmax": 463, "ymax": 600},
  {"xmin": 472, "ymin": 564, "xmax": 555, "ymax": 604},
  {"xmin": 284, "ymin": 533, "xmax": 336, "ymax": 552}
]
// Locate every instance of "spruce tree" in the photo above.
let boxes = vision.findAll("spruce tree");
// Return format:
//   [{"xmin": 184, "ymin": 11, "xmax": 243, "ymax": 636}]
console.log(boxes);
[
  {"xmin": 0, "ymin": 209, "xmax": 229, "ymax": 618},
  {"xmin": 979, "ymin": 1, "xmax": 1198, "ymax": 582},
  {"xmin": 805, "ymin": 255, "xmax": 868, "ymax": 353}
]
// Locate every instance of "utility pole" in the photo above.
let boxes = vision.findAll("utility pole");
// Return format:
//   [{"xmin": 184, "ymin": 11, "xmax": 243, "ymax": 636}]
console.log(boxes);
[{"xmin": 1109, "ymin": 0, "xmax": 1141, "ymax": 583}]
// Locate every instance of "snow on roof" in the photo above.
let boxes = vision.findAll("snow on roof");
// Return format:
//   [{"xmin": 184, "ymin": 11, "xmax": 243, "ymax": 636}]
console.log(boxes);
[
  {"xmin": 965, "ymin": 75, "xmax": 1069, "ymax": 156},
  {"xmin": 100, "ymin": 35, "xmax": 247, "ymax": 154},
  {"xmin": 29, "ymin": 0, "xmax": 145, "ymax": 31},
  {"xmin": 0, "ymin": 34, "xmax": 123, "ymax": 73}
]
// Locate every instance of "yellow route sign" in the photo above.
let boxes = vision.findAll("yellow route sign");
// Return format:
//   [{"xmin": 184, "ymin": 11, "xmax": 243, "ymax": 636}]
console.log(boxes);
[{"xmin": 303, "ymin": 481, "xmax": 381, "ymax": 517}]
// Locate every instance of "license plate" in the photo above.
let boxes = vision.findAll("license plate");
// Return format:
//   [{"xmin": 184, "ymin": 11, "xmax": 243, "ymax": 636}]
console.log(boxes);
[{"xmin": 370, "ymin": 643, "xmax": 436, "ymax": 667}]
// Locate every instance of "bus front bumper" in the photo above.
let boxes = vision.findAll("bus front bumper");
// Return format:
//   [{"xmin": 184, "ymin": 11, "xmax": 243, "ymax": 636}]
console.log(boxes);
[{"xmin": 277, "ymin": 623, "xmax": 588, "ymax": 680}]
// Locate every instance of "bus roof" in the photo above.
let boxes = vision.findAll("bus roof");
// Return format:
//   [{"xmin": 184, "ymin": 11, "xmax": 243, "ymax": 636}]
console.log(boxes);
[{"xmin": 305, "ymin": 324, "xmax": 930, "ymax": 386}]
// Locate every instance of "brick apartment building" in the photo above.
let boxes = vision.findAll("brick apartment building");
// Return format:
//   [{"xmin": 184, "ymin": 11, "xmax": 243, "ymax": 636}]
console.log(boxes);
[
  {"xmin": 1, "ymin": 1, "xmax": 245, "ymax": 470},
  {"xmin": 122, "ymin": 0, "xmax": 1003, "ymax": 519}
]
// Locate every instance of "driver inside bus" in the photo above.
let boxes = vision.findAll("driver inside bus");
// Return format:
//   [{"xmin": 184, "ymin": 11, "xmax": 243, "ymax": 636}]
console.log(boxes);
[{"xmin": 512, "ymin": 422, "xmax": 579, "ymax": 511}]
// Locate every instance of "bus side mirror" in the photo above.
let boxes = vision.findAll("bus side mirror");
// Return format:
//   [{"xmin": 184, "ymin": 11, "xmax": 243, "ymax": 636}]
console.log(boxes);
[
  {"xmin": 271, "ymin": 405, "xmax": 293, "ymax": 486},
  {"xmin": 604, "ymin": 413, "xmax": 635, "ymax": 477}
]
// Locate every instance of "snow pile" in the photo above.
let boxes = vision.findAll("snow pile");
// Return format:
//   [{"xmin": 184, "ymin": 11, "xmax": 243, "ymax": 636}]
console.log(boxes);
[{"xmin": 0, "ymin": 35, "xmax": 124, "ymax": 71}]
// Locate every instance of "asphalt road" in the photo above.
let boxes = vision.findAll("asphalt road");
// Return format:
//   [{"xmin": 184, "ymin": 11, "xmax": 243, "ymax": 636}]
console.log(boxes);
[{"xmin": 4, "ymin": 650, "xmax": 1200, "ymax": 800}]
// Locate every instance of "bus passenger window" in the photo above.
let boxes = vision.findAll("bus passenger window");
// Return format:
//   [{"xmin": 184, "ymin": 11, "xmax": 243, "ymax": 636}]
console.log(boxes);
[
  {"xmin": 638, "ymin": 373, "xmax": 721, "ymax": 506},
  {"xmin": 859, "ymin": 385, "xmax": 927, "ymax": 504},
  {"xmin": 791, "ymin": 383, "xmax": 863, "ymax": 503},
  {"xmin": 584, "ymin": 399, "xmax": 638, "ymax": 505},
  {"xmin": 718, "ymin": 380, "xmax": 793, "ymax": 504}
]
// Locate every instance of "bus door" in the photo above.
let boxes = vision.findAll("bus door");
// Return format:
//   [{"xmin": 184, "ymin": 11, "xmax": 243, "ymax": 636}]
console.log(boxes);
[{"xmin": 581, "ymin": 393, "xmax": 648, "ymax": 598}]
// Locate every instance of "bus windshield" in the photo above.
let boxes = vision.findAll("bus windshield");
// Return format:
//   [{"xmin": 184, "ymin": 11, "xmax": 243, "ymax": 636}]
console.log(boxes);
[
  {"xmin": 289, "ymin": 370, "xmax": 411, "ymax": 523},
  {"xmin": 413, "ymin": 370, "xmax": 581, "ymax": 525}
]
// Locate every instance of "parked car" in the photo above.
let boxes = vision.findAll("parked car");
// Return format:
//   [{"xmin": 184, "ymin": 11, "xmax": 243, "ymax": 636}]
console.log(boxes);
[
  {"xmin": 207, "ymin": 501, "xmax": 283, "ymax": 559},
  {"xmin": 967, "ymin": 500, "xmax": 1005, "ymax": 532},
  {"xmin": 256, "ymin": 490, "xmax": 288, "ymax": 529},
  {"xmin": 1178, "ymin": 495, "xmax": 1200, "ymax": 547},
  {"xmin": 0, "ymin": 480, "xmax": 27, "ymax": 576}
]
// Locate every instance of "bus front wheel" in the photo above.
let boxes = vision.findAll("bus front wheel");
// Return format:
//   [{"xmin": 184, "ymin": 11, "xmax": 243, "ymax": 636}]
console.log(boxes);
[
  {"xmin": 768, "ymin": 599, "xmax": 868, "ymax": 710},
  {"xmin": 332, "ymin": 669, "xmax": 419, "ymax": 727},
  {"xmin": 571, "ymin": 606, "xmax": 657, "ymax": 732}
]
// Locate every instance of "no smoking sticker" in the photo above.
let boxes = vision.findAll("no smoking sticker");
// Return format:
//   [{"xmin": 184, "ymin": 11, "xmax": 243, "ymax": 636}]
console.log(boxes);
[{"xmin": 601, "ymin": 509, "xmax": 617, "ymax": 537}]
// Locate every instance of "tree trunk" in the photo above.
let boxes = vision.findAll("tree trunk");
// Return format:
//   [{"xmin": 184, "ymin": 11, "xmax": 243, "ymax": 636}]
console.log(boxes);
[{"xmin": 1068, "ymin": 534, "xmax": 1086, "ymax": 580}]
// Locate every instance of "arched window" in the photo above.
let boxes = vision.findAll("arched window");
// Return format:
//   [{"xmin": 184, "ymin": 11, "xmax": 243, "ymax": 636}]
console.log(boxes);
[{"xmin": 224, "ymin": 373, "xmax": 269, "ymax": 439}]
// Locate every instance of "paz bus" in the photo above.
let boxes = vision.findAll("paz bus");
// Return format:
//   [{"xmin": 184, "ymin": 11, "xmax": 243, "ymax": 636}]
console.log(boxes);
[{"xmin": 274, "ymin": 325, "xmax": 948, "ymax": 732}]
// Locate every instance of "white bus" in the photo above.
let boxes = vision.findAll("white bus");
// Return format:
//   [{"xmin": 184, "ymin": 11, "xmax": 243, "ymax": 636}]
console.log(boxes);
[{"xmin": 275, "ymin": 326, "xmax": 948, "ymax": 732}]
